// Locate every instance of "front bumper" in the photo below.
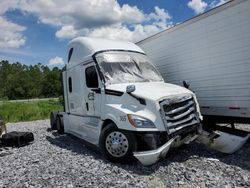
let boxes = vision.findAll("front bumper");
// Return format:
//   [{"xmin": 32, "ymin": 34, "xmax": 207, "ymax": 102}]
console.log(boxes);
[
  {"xmin": 133, "ymin": 123, "xmax": 250, "ymax": 166},
  {"xmin": 133, "ymin": 133, "xmax": 198, "ymax": 166},
  {"xmin": 197, "ymin": 129, "xmax": 250, "ymax": 154}
]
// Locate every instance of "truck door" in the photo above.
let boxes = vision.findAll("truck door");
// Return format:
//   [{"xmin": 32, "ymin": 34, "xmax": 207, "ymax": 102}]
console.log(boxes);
[
  {"xmin": 66, "ymin": 69, "xmax": 79, "ymax": 114},
  {"xmin": 83, "ymin": 64, "xmax": 101, "ymax": 117}
]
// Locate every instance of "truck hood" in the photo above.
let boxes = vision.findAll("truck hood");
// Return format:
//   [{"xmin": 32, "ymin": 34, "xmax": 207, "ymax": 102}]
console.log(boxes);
[{"xmin": 106, "ymin": 82, "xmax": 193, "ymax": 101}]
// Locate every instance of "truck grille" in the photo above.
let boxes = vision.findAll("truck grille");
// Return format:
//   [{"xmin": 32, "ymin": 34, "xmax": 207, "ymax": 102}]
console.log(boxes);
[{"xmin": 160, "ymin": 94, "xmax": 199, "ymax": 133}]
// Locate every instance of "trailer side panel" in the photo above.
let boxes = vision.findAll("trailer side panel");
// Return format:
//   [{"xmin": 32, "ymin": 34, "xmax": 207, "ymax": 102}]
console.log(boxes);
[{"xmin": 138, "ymin": 0, "xmax": 250, "ymax": 121}]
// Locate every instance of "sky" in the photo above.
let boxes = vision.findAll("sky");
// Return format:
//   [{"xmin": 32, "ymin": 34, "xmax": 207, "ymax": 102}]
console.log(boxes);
[{"xmin": 0, "ymin": 0, "xmax": 229, "ymax": 67}]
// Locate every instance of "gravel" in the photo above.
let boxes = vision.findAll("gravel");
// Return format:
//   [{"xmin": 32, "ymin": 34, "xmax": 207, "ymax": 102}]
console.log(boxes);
[{"xmin": 0, "ymin": 120, "xmax": 249, "ymax": 187}]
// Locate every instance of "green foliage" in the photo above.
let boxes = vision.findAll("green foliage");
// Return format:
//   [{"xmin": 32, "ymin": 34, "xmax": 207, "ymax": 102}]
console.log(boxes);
[
  {"xmin": 58, "ymin": 95, "xmax": 64, "ymax": 106},
  {"xmin": 0, "ymin": 100, "xmax": 63, "ymax": 122},
  {"xmin": 0, "ymin": 60, "xmax": 63, "ymax": 100}
]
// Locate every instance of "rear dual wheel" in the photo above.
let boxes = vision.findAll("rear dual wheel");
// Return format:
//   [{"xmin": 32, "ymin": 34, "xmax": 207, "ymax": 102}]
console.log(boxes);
[
  {"xmin": 56, "ymin": 115, "xmax": 64, "ymax": 134},
  {"xmin": 50, "ymin": 112, "xmax": 57, "ymax": 130},
  {"xmin": 99, "ymin": 123, "xmax": 137, "ymax": 163}
]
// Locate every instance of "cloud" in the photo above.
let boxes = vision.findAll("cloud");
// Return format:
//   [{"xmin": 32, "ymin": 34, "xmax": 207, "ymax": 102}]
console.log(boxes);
[
  {"xmin": 0, "ymin": 1, "xmax": 26, "ymax": 49},
  {"xmin": 21, "ymin": 0, "xmax": 172, "ymax": 42},
  {"xmin": 48, "ymin": 56, "xmax": 64, "ymax": 67},
  {"xmin": 18, "ymin": 0, "xmax": 145, "ymax": 28},
  {"xmin": 56, "ymin": 6, "xmax": 172, "ymax": 42},
  {"xmin": 0, "ymin": 0, "xmax": 173, "ymax": 44},
  {"xmin": 0, "ymin": 16, "xmax": 26, "ymax": 49},
  {"xmin": 0, "ymin": 0, "xmax": 20, "ymax": 15},
  {"xmin": 210, "ymin": 0, "xmax": 229, "ymax": 8},
  {"xmin": 187, "ymin": 0, "xmax": 208, "ymax": 14},
  {"xmin": 55, "ymin": 25, "xmax": 79, "ymax": 39}
]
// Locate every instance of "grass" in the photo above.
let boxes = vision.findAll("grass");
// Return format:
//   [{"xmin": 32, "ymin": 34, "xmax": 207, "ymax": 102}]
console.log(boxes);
[{"xmin": 0, "ymin": 100, "xmax": 63, "ymax": 123}]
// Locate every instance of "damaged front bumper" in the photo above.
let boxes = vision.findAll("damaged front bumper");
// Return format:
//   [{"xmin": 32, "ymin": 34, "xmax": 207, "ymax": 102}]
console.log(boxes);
[
  {"xmin": 196, "ymin": 129, "xmax": 250, "ymax": 154},
  {"xmin": 133, "ymin": 137, "xmax": 176, "ymax": 166},
  {"xmin": 133, "ymin": 126, "xmax": 249, "ymax": 166},
  {"xmin": 133, "ymin": 134, "xmax": 198, "ymax": 166}
]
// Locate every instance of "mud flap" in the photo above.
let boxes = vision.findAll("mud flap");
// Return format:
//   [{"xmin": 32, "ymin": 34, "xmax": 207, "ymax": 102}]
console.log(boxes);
[{"xmin": 197, "ymin": 129, "xmax": 249, "ymax": 154}]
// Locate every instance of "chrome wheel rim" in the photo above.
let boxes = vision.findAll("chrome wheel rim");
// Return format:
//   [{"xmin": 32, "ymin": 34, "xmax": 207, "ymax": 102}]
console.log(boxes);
[{"xmin": 105, "ymin": 131, "xmax": 129, "ymax": 157}]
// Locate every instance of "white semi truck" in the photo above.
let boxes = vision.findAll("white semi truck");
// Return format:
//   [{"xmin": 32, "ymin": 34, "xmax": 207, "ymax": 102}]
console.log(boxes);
[
  {"xmin": 51, "ymin": 37, "xmax": 248, "ymax": 166},
  {"xmin": 137, "ymin": 0, "xmax": 250, "ymax": 127}
]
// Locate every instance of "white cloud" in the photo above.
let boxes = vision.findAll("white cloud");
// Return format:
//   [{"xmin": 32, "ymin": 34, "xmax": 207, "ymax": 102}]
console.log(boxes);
[
  {"xmin": 19, "ymin": 0, "xmax": 160, "ymax": 41},
  {"xmin": 18, "ymin": 0, "xmax": 145, "ymax": 28},
  {"xmin": 57, "ymin": 6, "xmax": 172, "ymax": 42},
  {"xmin": 48, "ymin": 56, "xmax": 64, "ymax": 67},
  {"xmin": 0, "ymin": 16, "xmax": 26, "ymax": 49},
  {"xmin": 0, "ymin": 1, "xmax": 26, "ymax": 49},
  {"xmin": 55, "ymin": 25, "xmax": 79, "ymax": 39},
  {"xmin": 210, "ymin": 0, "xmax": 229, "ymax": 8},
  {"xmin": 188, "ymin": 0, "xmax": 208, "ymax": 14},
  {"xmin": 0, "ymin": 0, "xmax": 173, "ymax": 45},
  {"xmin": 0, "ymin": 0, "xmax": 20, "ymax": 15}
]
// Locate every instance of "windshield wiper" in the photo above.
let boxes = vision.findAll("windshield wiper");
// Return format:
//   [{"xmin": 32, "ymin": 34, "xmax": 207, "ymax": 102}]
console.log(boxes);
[{"xmin": 132, "ymin": 59, "xmax": 142, "ymax": 73}]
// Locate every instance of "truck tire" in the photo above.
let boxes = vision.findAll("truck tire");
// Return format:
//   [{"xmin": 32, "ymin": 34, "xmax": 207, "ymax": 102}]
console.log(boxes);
[
  {"xmin": 56, "ymin": 115, "xmax": 64, "ymax": 134},
  {"xmin": 99, "ymin": 123, "xmax": 137, "ymax": 163},
  {"xmin": 50, "ymin": 112, "xmax": 57, "ymax": 130}
]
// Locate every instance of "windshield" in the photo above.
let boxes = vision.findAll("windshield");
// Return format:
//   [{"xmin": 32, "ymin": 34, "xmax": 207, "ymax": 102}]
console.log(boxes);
[{"xmin": 95, "ymin": 51, "xmax": 163, "ymax": 85}]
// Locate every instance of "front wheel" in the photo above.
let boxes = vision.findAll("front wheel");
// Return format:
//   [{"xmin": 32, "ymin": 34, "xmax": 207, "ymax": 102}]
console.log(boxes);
[{"xmin": 99, "ymin": 123, "xmax": 137, "ymax": 163}]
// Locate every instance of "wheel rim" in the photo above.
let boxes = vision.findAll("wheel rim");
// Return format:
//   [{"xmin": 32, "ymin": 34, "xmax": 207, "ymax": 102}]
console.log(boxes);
[{"xmin": 105, "ymin": 131, "xmax": 129, "ymax": 157}]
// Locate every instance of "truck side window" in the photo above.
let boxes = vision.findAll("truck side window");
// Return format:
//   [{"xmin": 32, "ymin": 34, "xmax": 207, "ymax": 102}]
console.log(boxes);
[
  {"xmin": 85, "ymin": 66, "xmax": 99, "ymax": 88},
  {"xmin": 68, "ymin": 48, "xmax": 73, "ymax": 63},
  {"xmin": 68, "ymin": 77, "xmax": 72, "ymax": 92}
]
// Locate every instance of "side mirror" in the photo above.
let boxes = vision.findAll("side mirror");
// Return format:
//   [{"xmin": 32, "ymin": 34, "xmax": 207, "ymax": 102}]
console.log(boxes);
[
  {"xmin": 183, "ymin": 80, "xmax": 190, "ymax": 89},
  {"xmin": 126, "ymin": 85, "xmax": 136, "ymax": 93}
]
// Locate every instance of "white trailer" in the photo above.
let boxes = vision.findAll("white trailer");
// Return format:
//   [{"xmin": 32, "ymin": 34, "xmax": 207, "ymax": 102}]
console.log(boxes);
[
  {"xmin": 50, "ymin": 37, "xmax": 249, "ymax": 166},
  {"xmin": 137, "ymin": 0, "xmax": 250, "ymax": 125}
]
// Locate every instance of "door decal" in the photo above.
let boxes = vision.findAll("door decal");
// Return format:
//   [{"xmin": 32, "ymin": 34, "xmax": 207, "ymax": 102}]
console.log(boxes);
[{"xmin": 88, "ymin": 92, "xmax": 95, "ymax": 100}]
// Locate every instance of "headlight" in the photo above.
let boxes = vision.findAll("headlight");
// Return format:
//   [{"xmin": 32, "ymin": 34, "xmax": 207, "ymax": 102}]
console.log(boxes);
[{"xmin": 127, "ymin": 114, "xmax": 156, "ymax": 128}]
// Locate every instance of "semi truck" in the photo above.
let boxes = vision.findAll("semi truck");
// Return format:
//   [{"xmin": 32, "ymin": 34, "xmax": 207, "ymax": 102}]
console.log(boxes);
[
  {"xmin": 137, "ymin": 0, "xmax": 250, "ymax": 126},
  {"xmin": 50, "ymin": 37, "xmax": 249, "ymax": 166}
]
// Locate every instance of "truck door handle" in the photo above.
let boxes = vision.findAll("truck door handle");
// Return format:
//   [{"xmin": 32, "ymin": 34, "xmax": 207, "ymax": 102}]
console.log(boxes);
[{"xmin": 91, "ymin": 88, "xmax": 101, "ymax": 94}]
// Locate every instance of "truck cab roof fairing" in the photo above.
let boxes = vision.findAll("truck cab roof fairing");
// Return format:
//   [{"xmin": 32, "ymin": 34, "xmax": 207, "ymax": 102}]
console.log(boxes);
[{"xmin": 67, "ymin": 37, "xmax": 145, "ymax": 65}]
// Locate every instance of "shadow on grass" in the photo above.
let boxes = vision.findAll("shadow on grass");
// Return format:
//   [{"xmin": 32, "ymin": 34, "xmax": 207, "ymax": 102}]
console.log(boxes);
[{"xmin": 46, "ymin": 128, "xmax": 250, "ymax": 175}]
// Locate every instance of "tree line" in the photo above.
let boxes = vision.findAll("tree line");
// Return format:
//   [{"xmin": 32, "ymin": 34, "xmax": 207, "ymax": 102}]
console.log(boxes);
[{"xmin": 0, "ymin": 60, "xmax": 63, "ymax": 100}]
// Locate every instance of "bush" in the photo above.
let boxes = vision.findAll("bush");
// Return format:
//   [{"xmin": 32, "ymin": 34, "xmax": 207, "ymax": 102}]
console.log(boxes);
[{"xmin": 59, "ymin": 96, "xmax": 64, "ymax": 106}]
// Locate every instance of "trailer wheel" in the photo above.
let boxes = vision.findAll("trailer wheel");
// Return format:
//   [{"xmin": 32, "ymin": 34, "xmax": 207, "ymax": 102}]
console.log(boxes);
[
  {"xmin": 99, "ymin": 123, "xmax": 137, "ymax": 163},
  {"xmin": 56, "ymin": 115, "xmax": 64, "ymax": 134},
  {"xmin": 50, "ymin": 112, "xmax": 57, "ymax": 130}
]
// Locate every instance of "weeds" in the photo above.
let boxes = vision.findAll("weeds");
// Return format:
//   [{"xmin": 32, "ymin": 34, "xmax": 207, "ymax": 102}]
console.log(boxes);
[{"xmin": 0, "ymin": 100, "xmax": 63, "ymax": 123}]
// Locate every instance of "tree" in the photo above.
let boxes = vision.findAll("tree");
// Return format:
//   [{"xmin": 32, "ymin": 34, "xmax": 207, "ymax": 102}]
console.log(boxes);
[{"xmin": 0, "ymin": 60, "xmax": 62, "ymax": 100}]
